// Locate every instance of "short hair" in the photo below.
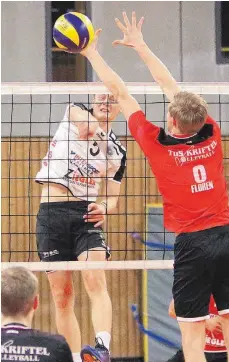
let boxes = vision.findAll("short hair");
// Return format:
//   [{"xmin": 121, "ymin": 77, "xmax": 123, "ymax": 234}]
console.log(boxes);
[
  {"xmin": 1, "ymin": 267, "xmax": 38, "ymax": 316},
  {"xmin": 168, "ymin": 91, "xmax": 208, "ymax": 134}
]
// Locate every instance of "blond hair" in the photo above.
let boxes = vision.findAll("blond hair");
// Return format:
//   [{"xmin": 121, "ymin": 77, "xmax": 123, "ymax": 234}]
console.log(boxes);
[
  {"xmin": 168, "ymin": 91, "xmax": 208, "ymax": 134},
  {"xmin": 1, "ymin": 267, "xmax": 38, "ymax": 316}
]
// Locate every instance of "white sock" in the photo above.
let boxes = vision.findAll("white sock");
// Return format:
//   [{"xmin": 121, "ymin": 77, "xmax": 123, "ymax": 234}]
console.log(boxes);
[
  {"xmin": 96, "ymin": 331, "xmax": 111, "ymax": 350},
  {"xmin": 72, "ymin": 352, "xmax": 81, "ymax": 362}
]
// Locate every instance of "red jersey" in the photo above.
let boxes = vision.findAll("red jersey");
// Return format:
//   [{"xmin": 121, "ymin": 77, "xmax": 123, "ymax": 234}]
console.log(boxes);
[
  {"xmin": 205, "ymin": 296, "xmax": 226, "ymax": 353},
  {"xmin": 129, "ymin": 111, "xmax": 229, "ymax": 233}
]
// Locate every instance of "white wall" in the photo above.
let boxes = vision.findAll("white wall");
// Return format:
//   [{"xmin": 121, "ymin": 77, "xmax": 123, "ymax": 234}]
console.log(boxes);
[
  {"xmin": 91, "ymin": 1, "xmax": 229, "ymax": 82},
  {"xmin": 1, "ymin": 1, "xmax": 46, "ymax": 82},
  {"xmin": 182, "ymin": 1, "xmax": 229, "ymax": 81},
  {"xmin": 91, "ymin": 1, "xmax": 181, "ymax": 82}
]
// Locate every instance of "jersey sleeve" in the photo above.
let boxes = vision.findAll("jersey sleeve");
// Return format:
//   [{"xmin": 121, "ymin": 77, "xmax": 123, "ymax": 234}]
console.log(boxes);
[
  {"xmin": 128, "ymin": 110, "xmax": 161, "ymax": 157},
  {"xmin": 107, "ymin": 151, "xmax": 126, "ymax": 183},
  {"xmin": 72, "ymin": 103, "xmax": 93, "ymax": 114},
  {"xmin": 63, "ymin": 103, "xmax": 93, "ymax": 121}
]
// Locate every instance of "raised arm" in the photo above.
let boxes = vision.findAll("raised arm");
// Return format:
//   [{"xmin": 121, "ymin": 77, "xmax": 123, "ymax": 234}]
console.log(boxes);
[
  {"xmin": 81, "ymin": 30, "xmax": 141, "ymax": 121},
  {"xmin": 68, "ymin": 105, "xmax": 99, "ymax": 139},
  {"xmin": 113, "ymin": 12, "xmax": 181, "ymax": 102}
]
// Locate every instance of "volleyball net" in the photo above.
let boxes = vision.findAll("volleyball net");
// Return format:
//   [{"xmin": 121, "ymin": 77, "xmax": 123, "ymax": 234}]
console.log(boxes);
[
  {"xmin": 1, "ymin": 82, "xmax": 229, "ymax": 360},
  {"xmin": 1, "ymin": 82, "xmax": 229, "ymax": 271}
]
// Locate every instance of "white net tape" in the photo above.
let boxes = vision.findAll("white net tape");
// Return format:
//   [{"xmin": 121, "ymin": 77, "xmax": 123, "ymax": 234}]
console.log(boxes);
[
  {"xmin": 2, "ymin": 82, "xmax": 229, "ymax": 95},
  {"xmin": 1, "ymin": 260, "xmax": 174, "ymax": 271}
]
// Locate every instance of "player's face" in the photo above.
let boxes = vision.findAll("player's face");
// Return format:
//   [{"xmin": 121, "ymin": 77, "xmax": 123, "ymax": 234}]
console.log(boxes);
[{"xmin": 92, "ymin": 94, "xmax": 120, "ymax": 122}]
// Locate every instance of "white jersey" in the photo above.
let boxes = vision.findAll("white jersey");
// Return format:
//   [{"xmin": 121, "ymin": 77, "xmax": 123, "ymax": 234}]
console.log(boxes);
[{"xmin": 36, "ymin": 104, "xmax": 126, "ymax": 201}]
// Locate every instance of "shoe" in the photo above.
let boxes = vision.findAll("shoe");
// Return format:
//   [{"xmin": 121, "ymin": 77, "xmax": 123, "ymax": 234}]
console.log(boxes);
[{"xmin": 80, "ymin": 338, "xmax": 110, "ymax": 362}]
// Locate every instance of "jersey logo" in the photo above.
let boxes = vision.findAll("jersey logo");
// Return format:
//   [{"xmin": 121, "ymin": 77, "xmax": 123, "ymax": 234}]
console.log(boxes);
[
  {"xmin": 1, "ymin": 339, "xmax": 51, "ymax": 358},
  {"xmin": 90, "ymin": 141, "xmax": 100, "ymax": 157},
  {"xmin": 167, "ymin": 140, "xmax": 217, "ymax": 166}
]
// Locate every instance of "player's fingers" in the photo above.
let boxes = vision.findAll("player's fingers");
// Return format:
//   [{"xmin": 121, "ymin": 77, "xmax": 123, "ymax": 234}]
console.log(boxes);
[
  {"xmin": 84, "ymin": 213, "xmax": 104, "ymax": 219},
  {"xmin": 132, "ymin": 11, "xmax": 137, "ymax": 27},
  {"xmin": 86, "ymin": 209, "xmax": 103, "ymax": 216},
  {"xmin": 87, "ymin": 203, "xmax": 97, "ymax": 212},
  {"xmin": 112, "ymin": 39, "xmax": 125, "ymax": 46},
  {"xmin": 115, "ymin": 18, "xmax": 127, "ymax": 33},
  {"xmin": 137, "ymin": 16, "xmax": 144, "ymax": 30},
  {"xmin": 123, "ymin": 12, "xmax": 131, "ymax": 29},
  {"xmin": 94, "ymin": 220, "xmax": 104, "ymax": 227},
  {"xmin": 95, "ymin": 28, "xmax": 102, "ymax": 37},
  {"xmin": 85, "ymin": 217, "xmax": 104, "ymax": 223}
]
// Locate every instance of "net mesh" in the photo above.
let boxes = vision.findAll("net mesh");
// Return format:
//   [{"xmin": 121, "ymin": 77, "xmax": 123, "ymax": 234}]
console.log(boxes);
[{"xmin": 1, "ymin": 82, "xmax": 229, "ymax": 271}]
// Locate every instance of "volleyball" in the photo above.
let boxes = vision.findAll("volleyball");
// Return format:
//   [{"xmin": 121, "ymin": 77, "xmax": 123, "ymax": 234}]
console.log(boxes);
[{"xmin": 53, "ymin": 12, "xmax": 95, "ymax": 53}]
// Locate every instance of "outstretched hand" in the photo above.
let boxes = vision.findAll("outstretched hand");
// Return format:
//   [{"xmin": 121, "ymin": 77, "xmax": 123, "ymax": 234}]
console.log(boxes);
[
  {"xmin": 113, "ymin": 11, "xmax": 144, "ymax": 48},
  {"xmin": 81, "ymin": 29, "xmax": 102, "ymax": 57}
]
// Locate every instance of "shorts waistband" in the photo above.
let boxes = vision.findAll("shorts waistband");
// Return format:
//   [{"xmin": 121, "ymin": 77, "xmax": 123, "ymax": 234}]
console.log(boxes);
[
  {"xmin": 176, "ymin": 224, "xmax": 229, "ymax": 242},
  {"xmin": 39, "ymin": 201, "xmax": 92, "ymax": 210}
]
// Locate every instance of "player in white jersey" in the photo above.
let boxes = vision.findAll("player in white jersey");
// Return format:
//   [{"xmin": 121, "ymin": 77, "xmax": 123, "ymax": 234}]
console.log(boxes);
[{"xmin": 36, "ymin": 95, "xmax": 126, "ymax": 362}]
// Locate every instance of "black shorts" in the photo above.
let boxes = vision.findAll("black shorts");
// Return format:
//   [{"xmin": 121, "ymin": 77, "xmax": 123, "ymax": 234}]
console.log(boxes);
[
  {"xmin": 167, "ymin": 350, "xmax": 227, "ymax": 362},
  {"xmin": 205, "ymin": 352, "xmax": 227, "ymax": 362},
  {"xmin": 173, "ymin": 225, "xmax": 229, "ymax": 320},
  {"xmin": 36, "ymin": 201, "xmax": 110, "ymax": 262}
]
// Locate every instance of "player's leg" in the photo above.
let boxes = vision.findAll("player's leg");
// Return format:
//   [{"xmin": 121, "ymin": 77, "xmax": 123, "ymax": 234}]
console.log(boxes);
[
  {"xmin": 178, "ymin": 321, "xmax": 206, "ymax": 362},
  {"xmin": 36, "ymin": 203, "xmax": 82, "ymax": 361},
  {"xmin": 173, "ymin": 231, "xmax": 214, "ymax": 362},
  {"xmin": 212, "ymin": 226, "xmax": 229, "ymax": 358},
  {"xmin": 47, "ymin": 270, "xmax": 81, "ymax": 353},
  {"xmin": 79, "ymin": 248, "xmax": 112, "ymax": 343},
  {"xmin": 77, "ymin": 226, "xmax": 111, "ymax": 362}
]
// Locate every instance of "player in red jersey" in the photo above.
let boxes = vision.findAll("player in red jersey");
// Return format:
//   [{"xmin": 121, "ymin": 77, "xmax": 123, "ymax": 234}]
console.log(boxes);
[
  {"xmin": 168, "ymin": 296, "xmax": 227, "ymax": 361},
  {"xmin": 80, "ymin": 11, "xmax": 229, "ymax": 362}
]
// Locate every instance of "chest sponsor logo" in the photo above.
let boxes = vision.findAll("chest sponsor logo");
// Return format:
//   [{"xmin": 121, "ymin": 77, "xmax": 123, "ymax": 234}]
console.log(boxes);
[
  {"xmin": 168, "ymin": 140, "xmax": 217, "ymax": 166},
  {"xmin": 63, "ymin": 152, "xmax": 100, "ymax": 188},
  {"xmin": 70, "ymin": 152, "xmax": 100, "ymax": 176}
]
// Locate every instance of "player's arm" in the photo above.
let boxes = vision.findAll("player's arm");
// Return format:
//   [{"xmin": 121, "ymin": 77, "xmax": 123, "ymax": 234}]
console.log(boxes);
[
  {"xmin": 68, "ymin": 104, "xmax": 99, "ymax": 139},
  {"xmin": 113, "ymin": 12, "xmax": 181, "ymax": 102},
  {"xmin": 81, "ymin": 30, "xmax": 141, "ymax": 121},
  {"xmin": 84, "ymin": 153, "xmax": 125, "ymax": 227},
  {"xmin": 101, "ymin": 180, "xmax": 121, "ymax": 213},
  {"xmin": 81, "ymin": 31, "xmax": 160, "ymax": 155},
  {"xmin": 84, "ymin": 181, "xmax": 121, "ymax": 227}
]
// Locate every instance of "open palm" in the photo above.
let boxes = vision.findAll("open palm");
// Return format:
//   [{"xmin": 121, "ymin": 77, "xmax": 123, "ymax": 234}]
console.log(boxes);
[{"xmin": 113, "ymin": 11, "xmax": 144, "ymax": 48}]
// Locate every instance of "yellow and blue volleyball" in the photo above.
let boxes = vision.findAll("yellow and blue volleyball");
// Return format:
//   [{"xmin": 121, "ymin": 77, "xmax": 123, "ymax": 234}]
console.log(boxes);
[{"xmin": 53, "ymin": 12, "xmax": 95, "ymax": 53}]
